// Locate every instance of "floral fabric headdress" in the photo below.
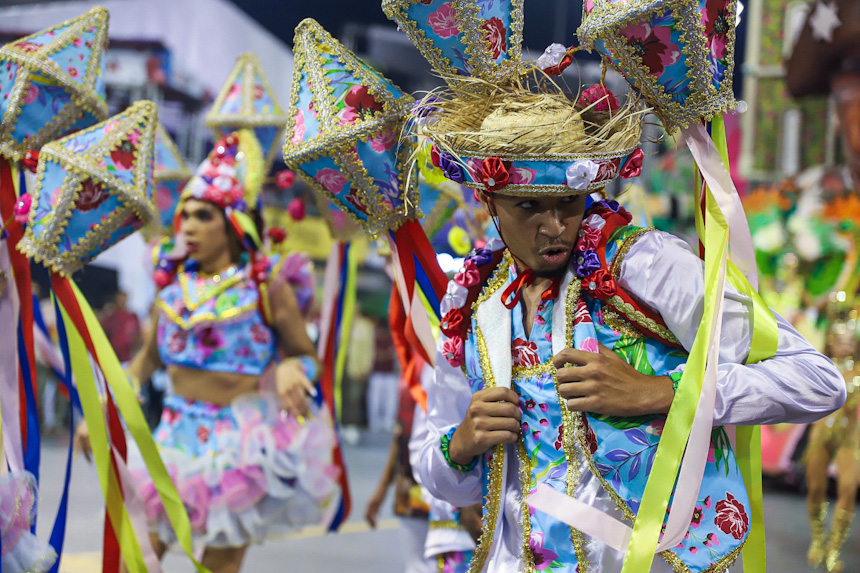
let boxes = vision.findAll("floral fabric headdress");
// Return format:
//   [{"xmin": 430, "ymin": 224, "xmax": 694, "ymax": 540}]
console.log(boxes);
[
  {"xmin": 17, "ymin": 100, "xmax": 158, "ymax": 276},
  {"xmin": 382, "ymin": 0, "xmax": 525, "ymax": 85},
  {"xmin": 145, "ymin": 122, "xmax": 192, "ymax": 238},
  {"xmin": 0, "ymin": 6, "xmax": 109, "ymax": 161},
  {"xmin": 392, "ymin": 2, "xmax": 646, "ymax": 197},
  {"xmin": 577, "ymin": 0, "xmax": 738, "ymax": 134},
  {"xmin": 282, "ymin": 18, "xmax": 417, "ymax": 238},
  {"xmin": 205, "ymin": 53, "xmax": 288, "ymax": 174},
  {"xmin": 179, "ymin": 130, "xmax": 264, "ymax": 239}
]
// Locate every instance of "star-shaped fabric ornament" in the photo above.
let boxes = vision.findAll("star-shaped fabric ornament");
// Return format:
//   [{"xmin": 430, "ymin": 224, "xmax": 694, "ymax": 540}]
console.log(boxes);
[{"xmin": 810, "ymin": 0, "xmax": 842, "ymax": 43}]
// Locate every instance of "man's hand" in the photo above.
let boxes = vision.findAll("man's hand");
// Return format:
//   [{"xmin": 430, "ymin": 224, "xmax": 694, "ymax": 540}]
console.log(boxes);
[
  {"xmin": 449, "ymin": 387, "xmax": 521, "ymax": 466},
  {"xmin": 73, "ymin": 421, "xmax": 93, "ymax": 462},
  {"xmin": 275, "ymin": 360, "xmax": 316, "ymax": 418},
  {"xmin": 553, "ymin": 343, "xmax": 674, "ymax": 416}
]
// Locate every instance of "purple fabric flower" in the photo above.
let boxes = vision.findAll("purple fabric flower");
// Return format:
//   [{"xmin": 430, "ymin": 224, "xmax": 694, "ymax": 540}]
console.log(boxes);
[
  {"xmin": 596, "ymin": 199, "xmax": 621, "ymax": 212},
  {"xmin": 574, "ymin": 249, "xmax": 601, "ymax": 278},
  {"xmin": 438, "ymin": 152, "xmax": 465, "ymax": 183},
  {"xmin": 467, "ymin": 247, "xmax": 493, "ymax": 266},
  {"xmin": 412, "ymin": 96, "xmax": 440, "ymax": 119}
]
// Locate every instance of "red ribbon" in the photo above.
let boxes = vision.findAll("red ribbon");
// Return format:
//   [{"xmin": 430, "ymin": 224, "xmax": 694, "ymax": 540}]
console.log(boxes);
[{"xmin": 51, "ymin": 274, "xmax": 126, "ymax": 572}]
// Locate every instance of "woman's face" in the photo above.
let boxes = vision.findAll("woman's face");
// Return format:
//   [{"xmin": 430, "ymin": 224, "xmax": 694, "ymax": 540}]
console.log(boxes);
[{"xmin": 179, "ymin": 198, "xmax": 233, "ymax": 268}]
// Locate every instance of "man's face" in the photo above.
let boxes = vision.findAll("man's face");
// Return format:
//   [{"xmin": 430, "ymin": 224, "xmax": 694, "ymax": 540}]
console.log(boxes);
[
  {"xmin": 484, "ymin": 193, "xmax": 587, "ymax": 276},
  {"xmin": 833, "ymin": 74, "xmax": 860, "ymax": 179},
  {"xmin": 179, "ymin": 199, "xmax": 232, "ymax": 266}
]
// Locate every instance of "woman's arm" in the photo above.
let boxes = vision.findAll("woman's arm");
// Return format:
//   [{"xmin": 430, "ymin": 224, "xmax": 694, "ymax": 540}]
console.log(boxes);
[
  {"xmin": 126, "ymin": 306, "xmax": 164, "ymax": 391},
  {"xmin": 268, "ymin": 277, "xmax": 318, "ymax": 417}
]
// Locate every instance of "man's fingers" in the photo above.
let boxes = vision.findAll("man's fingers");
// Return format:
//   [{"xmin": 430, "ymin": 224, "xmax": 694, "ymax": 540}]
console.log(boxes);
[
  {"xmin": 476, "ymin": 386, "xmax": 520, "ymax": 405},
  {"xmin": 475, "ymin": 415, "xmax": 522, "ymax": 434},
  {"xmin": 475, "ymin": 400, "xmax": 521, "ymax": 421},
  {"xmin": 566, "ymin": 397, "xmax": 593, "ymax": 413},
  {"xmin": 555, "ymin": 364, "xmax": 591, "ymax": 384},
  {"xmin": 552, "ymin": 347, "xmax": 596, "ymax": 370},
  {"xmin": 485, "ymin": 430, "xmax": 519, "ymax": 445},
  {"xmin": 558, "ymin": 381, "xmax": 593, "ymax": 399}
]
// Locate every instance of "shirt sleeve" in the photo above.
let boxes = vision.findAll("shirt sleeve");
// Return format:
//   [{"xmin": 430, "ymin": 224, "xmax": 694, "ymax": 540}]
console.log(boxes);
[
  {"xmin": 617, "ymin": 230, "xmax": 846, "ymax": 426},
  {"xmin": 415, "ymin": 341, "xmax": 484, "ymax": 508}
]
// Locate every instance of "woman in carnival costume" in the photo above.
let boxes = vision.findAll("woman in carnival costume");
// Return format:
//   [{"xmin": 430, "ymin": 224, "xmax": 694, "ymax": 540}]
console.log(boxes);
[
  {"xmin": 374, "ymin": 3, "xmax": 848, "ymax": 572},
  {"xmin": 803, "ymin": 293, "xmax": 859, "ymax": 573},
  {"xmin": 75, "ymin": 131, "xmax": 339, "ymax": 573}
]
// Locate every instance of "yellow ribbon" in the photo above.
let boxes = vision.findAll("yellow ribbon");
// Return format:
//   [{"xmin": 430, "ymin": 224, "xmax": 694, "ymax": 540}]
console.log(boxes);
[
  {"xmin": 333, "ymin": 243, "xmax": 358, "ymax": 421},
  {"xmin": 67, "ymin": 284, "xmax": 209, "ymax": 572},
  {"xmin": 57, "ymin": 295, "xmax": 148, "ymax": 573},
  {"xmin": 621, "ymin": 113, "xmax": 776, "ymax": 572},
  {"xmin": 711, "ymin": 114, "xmax": 771, "ymax": 573}
]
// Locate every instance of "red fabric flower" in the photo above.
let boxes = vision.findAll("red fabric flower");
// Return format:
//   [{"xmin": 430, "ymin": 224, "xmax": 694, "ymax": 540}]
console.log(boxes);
[
  {"xmin": 544, "ymin": 52, "xmax": 575, "ymax": 77},
  {"xmin": 267, "ymin": 227, "xmax": 287, "ymax": 244},
  {"xmin": 453, "ymin": 259, "xmax": 480, "ymax": 288},
  {"xmin": 442, "ymin": 336, "xmax": 465, "ymax": 368},
  {"xmin": 430, "ymin": 145, "xmax": 441, "ymax": 168},
  {"xmin": 154, "ymin": 270, "xmax": 172, "ymax": 289},
  {"xmin": 479, "ymin": 157, "xmax": 512, "ymax": 192},
  {"xmin": 21, "ymin": 150, "xmax": 39, "ymax": 173},
  {"xmin": 14, "ymin": 194, "xmax": 31, "ymax": 224},
  {"xmin": 578, "ymin": 85, "xmax": 619, "ymax": 112},
  {"xmin": 275, "ymin": 170, "xmax": 295, "ymax": 189},
  {"xmin": 582, "ymin": 268, "xmax": 617, "ymax": 300},
  {"xmin": 714, "ymin": 493, "xmax": 749, "ymax": 540},
  {"xmin": 620, "ymin": 148, "xmax": 644, "ymax": 179},
  {"xmin": 481, "ymin": 17, "xmax": 507, "ymax": 59},
  {"xmin": 512, "ymin": 338, "xmax": 540, "ymax": 368},
  {"xmin": 440, "ymin": 308, "xmax": 467, "ymax": 338},
  {"xmin": 576, "ymin": 225, "xmax": 602, "ymax": 252},
  {"xmin": 76, "ymin": 179, "xmax": 108, "ymax": 212}
]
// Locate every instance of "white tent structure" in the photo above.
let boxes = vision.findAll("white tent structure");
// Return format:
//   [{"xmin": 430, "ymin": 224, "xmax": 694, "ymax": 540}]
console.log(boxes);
[{"xmin": 3, "ymin": 0, "xmax": 295, "ymax": 318}]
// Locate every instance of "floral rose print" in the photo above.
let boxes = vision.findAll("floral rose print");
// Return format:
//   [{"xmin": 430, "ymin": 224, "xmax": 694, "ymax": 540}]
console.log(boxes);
[
  {"xmin": 314, "ymin": 168, "xmax": 347, "ymax": 194},
  {"xmin": 15, "ymin": 42, "xmax": 41, "ymax": 52},
  {"xmin": 340, "ymin": 85, "xmax": 382, "ymax": 124},
  {"xmin": 528, "ymin": 531, "xmax": 559, "ymax": 570},
  {"xmin": 701, "ymin": 0, "xmax": 731, "ymax": 61},
  {"xmin": 76, "ymin": 179, "xmax": 108, "ymax": 212},
  {"xmin": 290, "ymin": 109, "xmax": 305, "ymax": 145},
  {"xmin": 168, "ymin": 330, "xmax": 188, "ymax": 353},
  {"xmin": 713, "ymin": 492, "xmax": 749, "ymax": 540},
  {"xmin": 481, "ymin": 17, "xmax": 507, "ymax": 59},
  {"xmin": 110, "ymin": 139, "xmax": 135, "ymax": 169},
  {"xmin": 369, "ymin": 128, "xmax": 397, "ymax": 152},
  {"xmin": 428, "ymin": 2, "xmax": 459, "ymax": 39},
  {"xmin": 512, "ymin": 337, "xmax": 540, "ymax": 367},
  {"xmin": 250, "ymin": 323, "xmax": 271, "ymax": 344},
  {"xmin": 619, "ymin": 21, "xmax": 681, "ymax": 77}
]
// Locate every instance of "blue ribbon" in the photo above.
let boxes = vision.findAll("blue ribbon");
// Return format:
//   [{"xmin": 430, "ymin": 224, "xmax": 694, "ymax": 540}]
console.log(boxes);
[
  {"xmin": 19, "ymin": 318, "xmax": 40, "ymax": 525},
  {"xmin": 46, "ymin": 290, "xmax": 78, "ymax": 571}
]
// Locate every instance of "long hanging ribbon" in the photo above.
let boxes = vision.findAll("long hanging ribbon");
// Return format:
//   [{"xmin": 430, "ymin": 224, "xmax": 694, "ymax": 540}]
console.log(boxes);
[
  {"xmin": 0, "ymin": 239, "xmax": 23, "ymax": 474},
  {"xmin": 53, "ymin": 277, "xmax": 208, "ymax": 572},
  {"xmin": 46, "ymin": 291, "xmax": 78, "ymax": 572},
  {"xmin": 0, "ymin": 158, "xmax": 38, "ymax": 487},
  {"xmin": 317, "ymin": 241, "xmax": 353, "ymax": 531},
  {"xmin": 388, "ymin": 283, "xmax": 427, "ymax": 412}
]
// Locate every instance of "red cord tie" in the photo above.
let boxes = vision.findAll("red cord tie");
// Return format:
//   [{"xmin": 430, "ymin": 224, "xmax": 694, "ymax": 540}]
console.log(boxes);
[{"xmin": 501, "ymin": 269, "xmax": 560, "ymax": 309}]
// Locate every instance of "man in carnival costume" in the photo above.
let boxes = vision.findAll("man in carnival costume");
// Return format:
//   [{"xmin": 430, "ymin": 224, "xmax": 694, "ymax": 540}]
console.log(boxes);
[{"xmin": 380, "ymin": 3, "xmax": 849, "ymax": 573}]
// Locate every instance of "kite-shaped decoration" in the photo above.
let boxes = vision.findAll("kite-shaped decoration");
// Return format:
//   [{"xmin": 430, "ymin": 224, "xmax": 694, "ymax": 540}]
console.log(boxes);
[
  {"xmin": 578, "ymin": 0, "xmax": 739, "ymax": 134},
  {"xmin": 146, "ymin": 122, "xmax": 191, "ymax": 238},
  {"xmin": 0, "ymin": 6, "xmax": 109, "ymax": 161},
  {"xmin": 283, "ymin": 19, "xmax": 418, "ymax": 238},
  {"xmin": 206, "ymin": 52, "xmax": 288, "ymax": 174},
  {"xmin": 18, "ymin": 100, "xmax": 157, "ymax": 276},
  {"xmin": 382, "ymin": 0, "xmax": 524, "ymax": 84}
]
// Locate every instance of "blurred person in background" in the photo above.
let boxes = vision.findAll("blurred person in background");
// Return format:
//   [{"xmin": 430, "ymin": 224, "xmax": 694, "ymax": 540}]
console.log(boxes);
[
  {"xmin": 99, "ymin": 290, "xmax": 141, "ymax": 364},
  {"xmin": 75, "ymin": 132, "xmax": 339, "ymax": 573}
]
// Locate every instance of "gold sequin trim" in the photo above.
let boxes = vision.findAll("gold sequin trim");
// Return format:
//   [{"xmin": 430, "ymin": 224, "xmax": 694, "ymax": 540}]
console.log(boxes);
[
  {"xmin": 472, "ymin": 250, "xmax": 512, "ymax": 311},
  {"xmin": 429, "ymin": 520, "xmax": 466, "ymax": 531},
  {"xmin": 468, "ymin": 323, "xmax": 505, "ymax": 573},
  {"xmin": 156, "ymin": 299, "xmax": 257, "ymax": 330}
]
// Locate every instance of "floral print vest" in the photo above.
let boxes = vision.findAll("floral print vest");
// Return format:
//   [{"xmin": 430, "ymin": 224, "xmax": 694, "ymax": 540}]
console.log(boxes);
[
  {"xmin": 459, "ymin": 202, "xmax": 751, "ymax": 573},
  {"xmin": 156, "ymin": 263, "xmax": 276, "ymax": 376}
]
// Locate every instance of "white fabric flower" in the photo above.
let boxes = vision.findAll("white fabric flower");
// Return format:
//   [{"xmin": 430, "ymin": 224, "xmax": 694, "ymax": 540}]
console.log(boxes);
[
  {"xmin": 440, "ymin": 281, "xmax": 469, "ymax": 314},
  {"xmin": 535, "ymin": 43, "xmax": 567, "ymax": 69},
  {"xmin": 566, "ymin": 159, "xmax": 600, "ymax": 191},
  {"xmin": 583, "ymin": 214, "xmax": 606, "ymax": 230}
]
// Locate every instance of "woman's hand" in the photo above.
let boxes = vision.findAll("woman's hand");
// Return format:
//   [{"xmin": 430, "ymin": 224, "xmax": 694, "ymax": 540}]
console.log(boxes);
[
  {"xmin": 365, "ymin": 488, "xmax": 387, "ymax": 529},
  {"xmin": 275, "ymin": 360, "xmax": 317, "ymax": 418},
  {"xmin": 73, "ymin": 421, "xmax": 93, "ymax": 462}
]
